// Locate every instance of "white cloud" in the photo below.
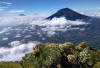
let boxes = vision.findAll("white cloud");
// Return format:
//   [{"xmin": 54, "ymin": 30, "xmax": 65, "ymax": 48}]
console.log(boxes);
[
  {"xmin": 9, "ymin": 41, "xmax": 21, "ymax": 47},
  {"xmin": 30, "ymin": 17, "xmax": 87, "ymax": 36},
  {"xmin": 80, "ymin": 9, "xmax": 100, "ymax": 18},
  {"xmin": 0, "ymin": 15, "xmax": 88, "ymax": 37},
  {"xmin": 0, "ymin": 9, "xmax": 4, "ymax": 12},
  {"xmin": 24, "ymin": 35, "xmax": 32, "ymax": 38},
  {"xmin": 3, "ymin": 38, "xmax": 8, "ymax": 41},
  {"xmin": 0, "ymin": 7, "xmax": 8, "ymax": 12},
  {"xmin": 15, "ymin": 34, "xmax": 21, "ymax": 38},
  {"xmin": 0, "ymin": 15, "xmax": 47, "ymax": 26},
  {"xmin": 1, "ymin": 2, "xmax": 12, "ymax": 5},
  {"xmin": 0, "ymin": 7, "xmax": 8, "ymax": 9},
  {"xmin": 10, "ymin": 10, "xmax": 25, "ymax": 13},
  {"xmin": 82, "ymin": 12, "xmax": 100, "ymax": 18},
  {"xmin": 0, "ymin": 41, "xmax": 39, "ymax": 61},
  {"xmin": 0, "ymin": 27, "xmax": 11, "ymax": 34}
]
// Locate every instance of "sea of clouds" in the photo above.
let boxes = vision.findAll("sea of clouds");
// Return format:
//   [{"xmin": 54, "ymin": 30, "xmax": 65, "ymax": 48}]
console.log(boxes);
[
  {"xmin": 0, "ymin": 11, "xmax": 99, "ymax": 61},
  {"xmin": 80, "ymin": 11, "xmax": 100, "ymax": 18},
  {"xmin": 0, "ymin": 41, "xmax": 39, "ymax": 61},
  {"xmin": 0, "ymin": 15, "xmax": 87, "ymax": 37}
]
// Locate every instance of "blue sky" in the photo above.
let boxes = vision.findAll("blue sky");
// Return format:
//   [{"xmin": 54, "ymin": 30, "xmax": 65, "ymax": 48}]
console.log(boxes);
[{"xmin": 0, "ymin": 0, "xmax": 100, "ymax": 16}]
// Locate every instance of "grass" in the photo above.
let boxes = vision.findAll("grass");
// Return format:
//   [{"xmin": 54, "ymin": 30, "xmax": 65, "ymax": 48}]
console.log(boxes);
[{"xmin": 0, "ymin": 62, "xmax": 23, "ymax": 68}]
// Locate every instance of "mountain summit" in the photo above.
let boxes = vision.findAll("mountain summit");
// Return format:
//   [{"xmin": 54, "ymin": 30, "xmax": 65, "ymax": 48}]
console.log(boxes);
[
  {"xmin": 19, "ymin": 14, "xmax": 26, "ymax": 16},
  {"xmin": 46, "ymin": 8, "xmax": 90, "ymax": 21}
]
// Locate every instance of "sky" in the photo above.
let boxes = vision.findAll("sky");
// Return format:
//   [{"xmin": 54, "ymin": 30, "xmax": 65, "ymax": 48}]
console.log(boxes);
[{"xmin": 0, "ymin": 0, "xmax": 100, "ymax": 16}]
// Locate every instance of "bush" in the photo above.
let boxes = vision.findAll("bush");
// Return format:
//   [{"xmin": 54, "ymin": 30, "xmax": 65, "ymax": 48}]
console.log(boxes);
[
  {"xmin": 67, "ymin": 55, "xmax": 75, "ymax": 63},
  {"xmin": 23, "ymin": 43, "xmax": 62, "ymax": 68},
  {"xmin": 79, "ymin": 48, "xmax": 91, "ymax": 63},
  {"xmin": 59, "ymin": 42, "xmax": 74, "ymax": 54},
  {"xmin": 32, "ymin": 49, "xmax": 40, "ymax": 57},
  {"xmin": 78, "ymin": 42, "xmax": 87, "ymax": 50},
  {"xmin": 4, "ymin": 42, "xmax": 99, "ymax": 68}
]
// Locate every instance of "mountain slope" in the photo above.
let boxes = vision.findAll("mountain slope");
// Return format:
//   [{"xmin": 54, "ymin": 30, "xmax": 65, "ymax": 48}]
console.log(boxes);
[{"xmin": 46, "ymin": 8, "xmax": 91, "ymax": 21}]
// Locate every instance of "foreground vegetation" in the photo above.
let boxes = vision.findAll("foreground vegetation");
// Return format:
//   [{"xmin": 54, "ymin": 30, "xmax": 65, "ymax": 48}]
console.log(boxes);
[
  {"xmin": 0, "ymin": 42, "xmax": 100, "ymax": 68},
  {"xmin": 0, "ymin": 62, "xmax": 22, "ymax": 68}
]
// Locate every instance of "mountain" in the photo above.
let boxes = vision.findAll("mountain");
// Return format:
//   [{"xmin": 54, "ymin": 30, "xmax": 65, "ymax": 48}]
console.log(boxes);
[
  {"xmin": 46, "ymin": 8, "xmax": 91, "ymax": 21},
  {"xmin": 19, "ymin": 14, "xmax": 26, "ymax": 16}
]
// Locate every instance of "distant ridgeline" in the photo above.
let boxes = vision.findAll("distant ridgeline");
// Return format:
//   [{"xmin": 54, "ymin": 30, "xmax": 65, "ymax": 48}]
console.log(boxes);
[{"xmin": 0, "ymin": 42, "xmax": 100, "ymax": 68}]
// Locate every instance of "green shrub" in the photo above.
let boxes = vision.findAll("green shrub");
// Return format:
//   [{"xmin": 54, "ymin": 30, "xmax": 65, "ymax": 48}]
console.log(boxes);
[
  {"xmin": 78, "ymin": 42, "xmax": 87, "ymax": 50},
  {"xmin": 23, "ymin": 43, "xmax": 62, "ymax": 68},
  {"xmin": 67, "ymin": 54, "xmax": 75, "ymax": 63},
  {"xmin": 79, "ymin": 48, "xmax": 91, "ymax": 63},
  {"xmin": 59, "ymin": 42, "xmax": 74, "ymax": 54}
]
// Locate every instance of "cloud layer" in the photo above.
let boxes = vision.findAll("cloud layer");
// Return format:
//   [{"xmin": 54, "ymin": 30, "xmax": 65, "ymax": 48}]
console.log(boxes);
[
  {"xmin": 0, "ymin": 41, "xmax": 39, "ymax": 61},
  {"xmin": 81, "ymin": 11, "xmax": 100, "ymax": 18},
  {"xmin": 0, "ymin": 15, "xmax": 88, "ymax": 37}
]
